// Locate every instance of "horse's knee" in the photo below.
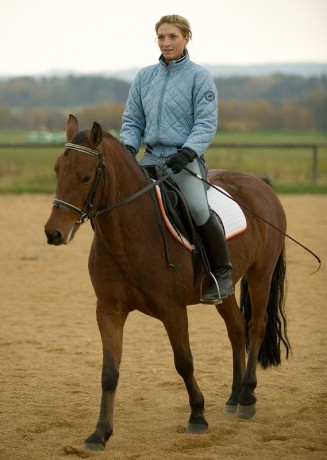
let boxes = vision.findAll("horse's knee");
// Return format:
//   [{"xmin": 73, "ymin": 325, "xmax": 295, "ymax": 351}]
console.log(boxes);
[
  {"xmin": 102, "ymin": 354, "xmax": 119, "ymax": 392},
  {"xmin": 249, "ymin": 320, "xmax": 267, "ymax": 343},
  {"xmin": 174, "ymin": 356, "xmax": 194, "ymax": 379},
  {"xmin": 102, "ymin": 367, "xmax": 119, "ymax": 392}
]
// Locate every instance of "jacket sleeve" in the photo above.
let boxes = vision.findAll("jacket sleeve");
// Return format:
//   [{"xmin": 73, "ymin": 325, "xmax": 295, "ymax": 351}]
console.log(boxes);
[
  {"xmin": 183, "ymin": 70, "xmax": 218, "ymax": 156},
  {"xmin": 120, "ymin": 72, "xmax": 145, "ymax": 154}
]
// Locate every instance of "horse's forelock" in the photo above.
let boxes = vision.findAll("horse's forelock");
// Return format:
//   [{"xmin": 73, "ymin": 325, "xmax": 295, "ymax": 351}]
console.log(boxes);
[
  {"xmin": 72, "ymin": 130, "xmax": 89, "ymax": 144},
  {"xmin": 71, "ymin": 129, "xmax": 115, "ymax": 144}
]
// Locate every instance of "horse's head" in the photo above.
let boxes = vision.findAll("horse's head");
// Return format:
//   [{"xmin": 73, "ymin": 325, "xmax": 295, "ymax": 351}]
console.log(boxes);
[{"xmin": 44, "ymin": 114, "xmax": 106, "ymax": 245}]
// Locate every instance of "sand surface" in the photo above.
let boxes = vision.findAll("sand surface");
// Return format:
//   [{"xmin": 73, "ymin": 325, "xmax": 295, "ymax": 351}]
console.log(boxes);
[{"xmin": 0, "ymin": 194, "xmax": 326, "ymax": 459}]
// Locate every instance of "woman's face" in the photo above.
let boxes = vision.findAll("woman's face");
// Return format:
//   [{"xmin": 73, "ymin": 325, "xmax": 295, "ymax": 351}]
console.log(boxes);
[{"xmin": 156, "ymin": 23, "xmax": 189, "ymax": 63}]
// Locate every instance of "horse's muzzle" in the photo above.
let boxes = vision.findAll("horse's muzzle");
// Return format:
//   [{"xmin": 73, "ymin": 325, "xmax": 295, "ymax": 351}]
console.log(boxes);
[{"xmin": 45, "ymin": 230, "xmax": 64, "ymax": 246}]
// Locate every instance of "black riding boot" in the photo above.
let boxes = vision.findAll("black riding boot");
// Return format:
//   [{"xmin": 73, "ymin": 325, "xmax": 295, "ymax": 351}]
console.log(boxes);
[{"xmin": 198, "ymin": 213, "xmax": 234, "ymax": 304}]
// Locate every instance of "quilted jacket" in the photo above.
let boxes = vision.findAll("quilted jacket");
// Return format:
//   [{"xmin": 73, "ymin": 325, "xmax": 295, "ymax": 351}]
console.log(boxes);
[{"xmin": 120, "ymin": 54, "xmax": 218, "ymax": 158}]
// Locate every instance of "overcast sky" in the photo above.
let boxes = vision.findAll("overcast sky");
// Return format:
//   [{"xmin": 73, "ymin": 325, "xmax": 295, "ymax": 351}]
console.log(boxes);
[{"xmin": 1, "ymin": 0, "xmax": 326, "ymax": 77}]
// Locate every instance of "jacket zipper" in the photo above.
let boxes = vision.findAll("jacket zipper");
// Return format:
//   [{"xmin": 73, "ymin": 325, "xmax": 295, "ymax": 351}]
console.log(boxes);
[{"xmin": 156, "ymin": 67, "xmax": 170, "ymax": 142}]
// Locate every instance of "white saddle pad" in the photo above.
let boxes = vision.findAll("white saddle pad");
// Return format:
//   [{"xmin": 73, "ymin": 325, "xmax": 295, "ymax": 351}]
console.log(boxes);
[{"xmin": 207, "ymin": 185, "xmax": 247, "ymax": 240}]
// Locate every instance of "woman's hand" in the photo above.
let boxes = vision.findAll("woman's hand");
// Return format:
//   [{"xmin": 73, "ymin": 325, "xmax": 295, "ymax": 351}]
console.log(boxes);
[{"xmin": 166, "ymin": 148, "xmax": 196, "ymax": 173}]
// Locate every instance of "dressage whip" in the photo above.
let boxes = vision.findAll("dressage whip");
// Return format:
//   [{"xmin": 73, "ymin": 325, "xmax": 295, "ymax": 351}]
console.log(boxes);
[{"xmin": 183, "ymin": 166, "xmax": 321, "ymax": 272}]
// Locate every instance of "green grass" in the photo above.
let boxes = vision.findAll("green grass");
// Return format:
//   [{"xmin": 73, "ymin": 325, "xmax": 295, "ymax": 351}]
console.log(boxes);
[
  {"xmin": 274, "ymin": 183, "xmax": 327, "ymax": 194},
  {"xmin": 0, "ymin": 145, "xmax": 59, "ymax": 193},
  {"xmin": 206, "ymin": 146, "xmax": 327, "ymax": 184},
  {"xmin": 0, "ymin": 131, "xmax": 327, "ymax": 194},
  {"xmin": 0, "ymin": 130, "xmax": 31, "ymax": 143},
  {"xmin": 0, "ymin": 130, "xmax": 65, "ymax": 144},
  {"xmin": 208, "ymin": 132, "xmax": 327, "ymax": 191},
  {"xmin": 212, "ymin": 131, "xmax": 327, "ymax": 143}
]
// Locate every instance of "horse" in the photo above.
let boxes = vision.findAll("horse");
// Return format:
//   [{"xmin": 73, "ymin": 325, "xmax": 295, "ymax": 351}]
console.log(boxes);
[{"xmin": 44, "ymin": 114, "xmax": 290, "ymax": 451}]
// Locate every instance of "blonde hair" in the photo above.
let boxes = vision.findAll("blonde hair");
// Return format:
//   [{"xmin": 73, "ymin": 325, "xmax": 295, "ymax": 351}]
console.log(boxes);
[{"xmin": 155, "ymin": 15, "xmax": 192, "ymax": 41}]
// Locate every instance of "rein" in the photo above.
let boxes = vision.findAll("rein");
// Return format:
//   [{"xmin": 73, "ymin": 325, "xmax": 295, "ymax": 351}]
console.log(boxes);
[
  {"xmin": 53, "ymin": 143, "xmax": 173, "ymax": 223},
  {"xmin": 92, "ymin": 170, "xmax": 173, "ymax": 218}
]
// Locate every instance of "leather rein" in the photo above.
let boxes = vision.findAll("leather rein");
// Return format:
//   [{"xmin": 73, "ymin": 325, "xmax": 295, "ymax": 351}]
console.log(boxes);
[{"xmin": 53, "ymin": 142, "xmax": 172, "ymax": 224}]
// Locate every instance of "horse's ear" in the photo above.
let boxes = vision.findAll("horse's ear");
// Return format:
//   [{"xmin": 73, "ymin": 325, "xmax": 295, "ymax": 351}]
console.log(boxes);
[
  {"xmin": 89, "ymin": 121, "xmax": 103, "ymax": 149},
  {"xmin": 66, "ymin": 114, "xmax": 79, "ymax": 142}
]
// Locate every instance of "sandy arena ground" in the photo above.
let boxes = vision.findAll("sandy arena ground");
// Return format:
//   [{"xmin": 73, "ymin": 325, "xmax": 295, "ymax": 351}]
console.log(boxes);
[{"xmin": 0, "ymin": 194, "xmax": 326, "ymax": 460}]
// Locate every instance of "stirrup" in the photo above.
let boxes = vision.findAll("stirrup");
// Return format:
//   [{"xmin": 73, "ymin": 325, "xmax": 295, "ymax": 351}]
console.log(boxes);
[{"xmin": 200, "ymin": 272, "xmax": 223, "ymax": 305}]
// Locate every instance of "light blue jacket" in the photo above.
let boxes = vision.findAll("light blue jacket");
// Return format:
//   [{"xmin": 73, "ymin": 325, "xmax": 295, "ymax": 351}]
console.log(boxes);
[{"xmin": 120, "ymin": 54, "xmax": 218, "ymax": 158}]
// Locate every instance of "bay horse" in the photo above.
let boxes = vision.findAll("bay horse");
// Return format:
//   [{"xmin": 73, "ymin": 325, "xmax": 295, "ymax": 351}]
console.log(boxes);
[{"xmin": 44, "ymin": 115, "xmax": 290, "ymax": 451}]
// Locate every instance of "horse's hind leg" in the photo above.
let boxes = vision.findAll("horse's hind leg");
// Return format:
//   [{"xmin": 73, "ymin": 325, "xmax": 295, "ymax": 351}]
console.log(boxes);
[
  {"xmin": 216, "ymin": 296, "xmax": 246, "ymax": 413},
  {"xmin": 85, "ymin": 307, "xmax": 127, "ymax": 451},
  {"xmin": 237, "ymin": 270, "xmax": 271, "ymax": 419},
  {"xmin": 163, "ymin": 309, "xmax": 208, "ymax": 434}
]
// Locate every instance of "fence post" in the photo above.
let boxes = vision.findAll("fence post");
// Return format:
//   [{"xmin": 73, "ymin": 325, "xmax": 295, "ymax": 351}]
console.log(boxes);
[{"xmin": 312, "ymin": 145, "xmax": 318, "ymax": 184}]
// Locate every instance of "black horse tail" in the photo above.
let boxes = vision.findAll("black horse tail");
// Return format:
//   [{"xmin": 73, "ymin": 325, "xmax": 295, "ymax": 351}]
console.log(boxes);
[{"xmin": 240, "ymin": 247, "xmax": 291, "ymax": 368}]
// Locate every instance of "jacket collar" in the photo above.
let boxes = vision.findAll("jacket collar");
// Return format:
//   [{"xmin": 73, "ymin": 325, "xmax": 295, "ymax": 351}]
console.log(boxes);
[{"xmin": 158, "ymin": 52, "xmax": 189, "ymax": 70}]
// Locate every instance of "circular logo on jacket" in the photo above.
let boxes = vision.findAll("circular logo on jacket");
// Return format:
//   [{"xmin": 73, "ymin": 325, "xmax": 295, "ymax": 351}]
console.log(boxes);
[{"xmin": 205, "ymin": 91, "xmax": 215, "ymax": 102}]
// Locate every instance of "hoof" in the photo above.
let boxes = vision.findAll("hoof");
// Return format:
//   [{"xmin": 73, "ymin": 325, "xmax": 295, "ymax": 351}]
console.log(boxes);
[
  {"xmin": 236, "ymin": 403, "xmax": 256, "ymax": 419},
  {"xmin": 224, "ymin": 403, "xmax": 238, "ymax": 414},
  {"xmin": 186, "ymin": 421, "xmax": 208, "ymax": 434},
  {"xmin": 186, "ymin": 416, "xmax": 208, "ymax": 434},
  {"xmin": 85, "ymin": 442, "xmax": 105, "ymax": 452},
  {"xmin": 85, "ymin": 432, "xmax": 106, "ymax": 451}
]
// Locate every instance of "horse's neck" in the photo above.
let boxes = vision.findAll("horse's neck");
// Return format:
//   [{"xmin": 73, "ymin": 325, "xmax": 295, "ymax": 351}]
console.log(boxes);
[
  {"xmin": 96, "ymin": 142, "xmax": 154, "ymax": 242},
  {"xmin": 104, "ymin": 142, "xmax": 148, "ymax": 203}
]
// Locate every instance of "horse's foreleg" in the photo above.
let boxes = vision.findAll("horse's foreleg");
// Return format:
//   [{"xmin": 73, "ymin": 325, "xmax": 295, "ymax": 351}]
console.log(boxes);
[
  {"xmin": 216, "ymin": 296, "xmax": 246, "ymax": 413},
  {"xmin": 164, "ymin": 309, "xmax": 208, "ymax": 434},
  {"xmin": 85, "ymin": 307, "xmax": 127, "ymax": 451}
]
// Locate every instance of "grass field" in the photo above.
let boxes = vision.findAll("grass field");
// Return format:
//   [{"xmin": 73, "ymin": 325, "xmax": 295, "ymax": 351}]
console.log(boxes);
[{"xmin": 0, "ymin": 131, "xmax": 326, "ymax": 193}]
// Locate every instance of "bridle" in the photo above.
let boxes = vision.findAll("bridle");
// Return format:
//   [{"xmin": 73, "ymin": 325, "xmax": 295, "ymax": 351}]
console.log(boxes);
[
  {"xmin": 53, "ymin": 143, "xmax": 107, "ymax": 224},
  {"xmin": 53, "ymin": 142, "xmax": 172, "ymax": 224}
]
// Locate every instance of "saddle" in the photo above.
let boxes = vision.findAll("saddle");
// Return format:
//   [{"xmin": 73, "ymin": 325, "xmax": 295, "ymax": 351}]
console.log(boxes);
[
  {"xmin": 142, "ymin": 166, "xmax": 210, "ymax": 274},
  {"xmin": 143, "ymin": 167, "xmax": 195, "ymax": 240}
]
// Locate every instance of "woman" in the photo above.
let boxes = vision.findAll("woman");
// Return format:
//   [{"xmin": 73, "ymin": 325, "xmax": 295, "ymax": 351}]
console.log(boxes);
[{"xmin": 120, "ymin": 14, "xmax": 234, "ymax": 303}]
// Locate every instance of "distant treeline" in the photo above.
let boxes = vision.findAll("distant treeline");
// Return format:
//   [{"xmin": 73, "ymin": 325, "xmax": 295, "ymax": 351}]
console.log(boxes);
[{"xmin": 0, "ymin": 74, "xmax": 326, "ymax": 131}]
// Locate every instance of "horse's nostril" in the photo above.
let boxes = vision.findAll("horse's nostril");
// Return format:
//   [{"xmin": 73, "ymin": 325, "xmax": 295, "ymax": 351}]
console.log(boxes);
[{"xmin": 47, "ymin": 230, "xmax": 63, "ymax": 246}]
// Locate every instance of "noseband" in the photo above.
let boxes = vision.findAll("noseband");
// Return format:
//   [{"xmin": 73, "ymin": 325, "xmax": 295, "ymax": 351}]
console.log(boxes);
[{"xmin": 53, "ymin": 142, "xmax": 106, "ymax": 224}]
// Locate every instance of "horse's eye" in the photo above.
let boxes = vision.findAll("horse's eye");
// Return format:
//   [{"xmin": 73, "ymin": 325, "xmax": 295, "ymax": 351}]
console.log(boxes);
[{"xmin": 82, "ymin": 175, "xmax": 91, "ymax": 183}]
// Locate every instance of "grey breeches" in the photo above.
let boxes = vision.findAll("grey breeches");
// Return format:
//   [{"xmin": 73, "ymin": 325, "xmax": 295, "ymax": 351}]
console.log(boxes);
[{"xmin": 139, "ymin": 153, "xmax": 211, "ymax": 226}]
